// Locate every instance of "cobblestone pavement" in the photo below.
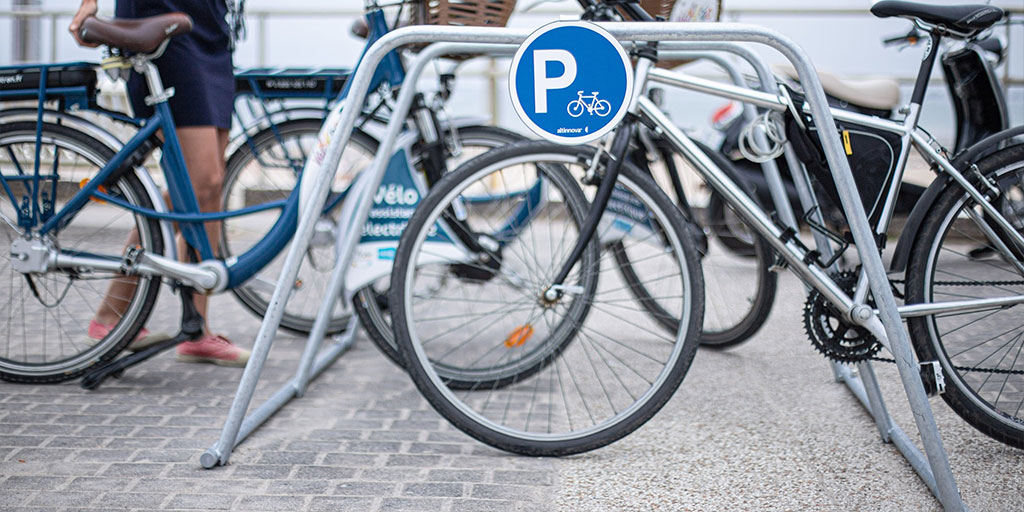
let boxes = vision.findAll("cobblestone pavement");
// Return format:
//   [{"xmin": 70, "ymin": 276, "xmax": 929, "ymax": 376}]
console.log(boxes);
[{"xmin": 2, "ymin": 274, "xmax": 1023, "ymax": 511}]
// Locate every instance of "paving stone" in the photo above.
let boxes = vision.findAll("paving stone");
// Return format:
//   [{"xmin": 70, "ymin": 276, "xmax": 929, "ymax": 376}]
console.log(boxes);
[
  {"xmin": 226, "ymin": 464, "xmax": 294, "ymax": 480},
  {"xmin": 72, "ymin": 449, "xmax": 134, "ymax": 462},
  {"xmin": 321, "ymin": 453, "xmax": 380, "ymax": 467},
  {"xmin": 28, "ymin": 491, "xmax": 98, "ymax": 508},
  {"xmin": 45, "ymin": 436, "xmax": 106, "ymax": 449},
  {"xmin": 92, "ymin": 492, "xmax": 167, "ymax": 509},
  {"xmin": 471, "ymin": 484, "xmax": 546, "ymax": 501},
  {"xmin": 1, "ymin": 476, "xmax": 66, "ymax": 490},
  {"xmin": 166, "ymin": 493, "xmax": 236, "ymax": 510},
  {"xmin": 292, "ymin": 465, "xmax": 358, "ymax": 480},
  {"xmin": 345, "ymin": 441, "xmax": 403, "ymax": 453},
  {"xmin": 235, "ymin": 495, "xmax": 306, "ymax": 511},
  {"xmin": 450, "ymin": 499, "xmax": 521, "ymax": 512},
  {"xmin": 427, "ymin": 469, "xmax": 487, "ymax": 483},
  {"xmin": 255, "ymin": 451, "xmax": 318, "ymax": 465},
  {"xmin": 408, "ymin": 442, "xmax": 465, "ymax": 455},
  {"xmin": 0, "ymin": 436, "xmax": 48, "ymax": 447},
  {"xmin": 101, "ymin": 463, "xmax": 167, "ymax": 477},
  {"xmin": 308, "ymin": 496, "xmax": 376, "ymax": 511},
  {"xmin": 402, "ymin": 482, "xmax": 465, "ymax": 497},
  {"xmin": 66, "ymin": 477, "xmax": 135, "ymax": 491},
  {"xmin": 264, "ymin": 479, "xmax": 329, "ymax": 495},
  {"xmin": 493, "ymin": 470, "xmax": 553, "ymax": 486},
  {"xmin": 385, "ymin": 454, "xmax": 443, "ymax": 467},
  {"xmin": 78, "ymin": 425, "xmax": 136, "ymax": 436},
  {"xmin": 331, "ymin": 481, "xmax": 396, "ymax": 496},
  {"xmin": 379, "ymin": 497, "xmax": 448, "ymax": 511},
  {"xmin": 0, "ymin": 491, "xmax": 35, "ymax": 508}
]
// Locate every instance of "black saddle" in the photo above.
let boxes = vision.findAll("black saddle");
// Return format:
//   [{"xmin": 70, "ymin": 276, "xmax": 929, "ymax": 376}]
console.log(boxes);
[{"xmin": 871, "ymin": 1, "xmax": 1003, "ymax": 34}]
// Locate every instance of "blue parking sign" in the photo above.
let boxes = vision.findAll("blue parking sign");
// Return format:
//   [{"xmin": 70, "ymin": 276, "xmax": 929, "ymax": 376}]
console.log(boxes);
[{"xmin": 509, "ymin": 22, "xmax": 633, "ymax": 144}]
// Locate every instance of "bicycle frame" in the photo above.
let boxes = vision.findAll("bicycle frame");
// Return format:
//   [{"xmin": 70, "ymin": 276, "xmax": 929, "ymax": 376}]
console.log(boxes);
[
  {"xmin": 637, "ymin": 57, "xmax": 1024, "ymax": 321},
  {"xmin": 3, "ymin": 6, "xmax": 412, "ymax": 292}
]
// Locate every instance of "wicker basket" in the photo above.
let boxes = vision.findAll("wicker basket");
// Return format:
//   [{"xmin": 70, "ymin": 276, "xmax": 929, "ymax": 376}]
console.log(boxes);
[
  {"xmin": 637, "ymin": 0, "xmax": 722, "ymax": 68},
  {"xmin": 417, "ymin": 0, "xmax": 516, "ymax": 27}
]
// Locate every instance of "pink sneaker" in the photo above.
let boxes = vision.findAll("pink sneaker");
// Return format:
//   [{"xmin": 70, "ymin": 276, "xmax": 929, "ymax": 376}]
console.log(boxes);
[
  {"xmin": 88, "ymin": 320, "xmax": 171, "ymax": 352},
  {"xmin": 175, "ymin": 334, "xmax": 250, "ymax": 367}
]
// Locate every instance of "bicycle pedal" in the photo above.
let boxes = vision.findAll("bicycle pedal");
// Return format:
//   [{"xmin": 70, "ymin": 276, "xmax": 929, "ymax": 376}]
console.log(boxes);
[{"xmin": 919, "ymin": 361, "xmax": 946, "ymax": 397}]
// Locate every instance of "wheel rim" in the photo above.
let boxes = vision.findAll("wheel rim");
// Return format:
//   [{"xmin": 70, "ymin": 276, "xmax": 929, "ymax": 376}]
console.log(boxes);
[
  {"xmin": 400, "ymin": 151, "xmax": 696, "ymax": 443},
  {"xmin": 0, "ymin": 130, "xmax": 156, "ymax": 377},
  {"xmin": 922, "ymin": 161, "xmax": 1024, "ymax": 431}
]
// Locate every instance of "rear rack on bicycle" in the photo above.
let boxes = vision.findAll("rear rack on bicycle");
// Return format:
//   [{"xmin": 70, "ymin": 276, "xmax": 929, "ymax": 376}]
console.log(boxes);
[
  {"xmin": 0, "ymin": 62, "xmax": 98, "ymax": 109},
  {"xmin": 233, "ymin": 67, "xmax": 351, "ymax": 100}
]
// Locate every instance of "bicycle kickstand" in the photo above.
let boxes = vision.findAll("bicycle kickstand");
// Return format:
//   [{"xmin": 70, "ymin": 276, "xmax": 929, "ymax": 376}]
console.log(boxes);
[{"xmin": 80, "ymin": 285, "xmax": 205, "ymax": 390}]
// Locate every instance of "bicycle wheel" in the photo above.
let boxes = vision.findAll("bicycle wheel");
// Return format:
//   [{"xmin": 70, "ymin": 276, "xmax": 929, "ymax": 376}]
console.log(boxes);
[
  {"xmin": 567, "ymin": 100, "xmax": 585, "ymax": 118},
  {"xmin": 390, "ymin": 141, "xmax": 704, "ymax": 455},
  {"xmin": 221, "ymin": 119, "xmax": 377, "ymax": 334},
  {"xmin": 0, "ymin": 122, "xmax": 163, "ymax": 383},
  {"xmin": 354, "ymin": 125, "xmax": 526, "ymax": 367},
  {"xmin": 593, "ymin": 99, "xmax": 611, "ymax": 117},
  {"xmin": 624, "ymin": 142, "xmax": 776, "ymax": 348},
  {"xmin": 906, "ymin": 143, "xmax": 1024, "ymax": 449}
]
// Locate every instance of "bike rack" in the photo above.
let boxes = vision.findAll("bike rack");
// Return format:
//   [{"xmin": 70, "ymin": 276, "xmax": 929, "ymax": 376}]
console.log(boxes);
[
  {"xmin": 659, "ymin": 42, "xmax": 963, "ymax": 505},
  {"xmin": 202, "ymin": 22, "xmax": 967, "ymax": 511}
]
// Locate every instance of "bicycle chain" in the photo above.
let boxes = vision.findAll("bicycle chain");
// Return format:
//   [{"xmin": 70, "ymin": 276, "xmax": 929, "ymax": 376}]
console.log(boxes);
[
  {"xmin": 867, "ymin": 356, "xmax": 1024, "ymax": 375},
  {"xmin": 889, "ymin": 278, "xmax": 1024, "ymax": 287},
  {"xmin": 874, "ymin": 278, "xmax": 1024, "ymax": 375}
]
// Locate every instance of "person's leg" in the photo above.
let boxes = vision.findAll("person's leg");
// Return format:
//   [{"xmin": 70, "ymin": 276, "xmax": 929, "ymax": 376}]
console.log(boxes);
[
  {"xmin": 174, "ymin": 126, "xmax": 227, "ymax": 328},
  {"xmin": 93, "ymin": 126, "xmax": 224, "ymax": 326},
  {"xmin": 173, "ymin": 126, "xmax": 249, "ymax": 366}
]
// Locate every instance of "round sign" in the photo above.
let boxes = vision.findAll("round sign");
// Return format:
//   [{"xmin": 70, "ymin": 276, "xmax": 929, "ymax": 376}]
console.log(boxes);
[{"xmin": 508, "ymin": 21, "xmax": 633, "ymax": 144}]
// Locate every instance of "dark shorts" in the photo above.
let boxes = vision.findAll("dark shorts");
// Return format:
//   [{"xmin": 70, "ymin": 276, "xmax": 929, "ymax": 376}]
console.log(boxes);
[{"xmin": 116, "ymin": 0, "xmax": 234, "ymax": 129}]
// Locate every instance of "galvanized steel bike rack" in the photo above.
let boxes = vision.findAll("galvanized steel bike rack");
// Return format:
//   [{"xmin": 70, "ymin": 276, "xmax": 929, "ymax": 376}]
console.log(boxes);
[
  {"xmin": 201, "ymin": 22, "xmax": 966, "ymax": 511},
  {"xmin": 658, "ymin": 42, "xmax": 965, "ymax": 507}
]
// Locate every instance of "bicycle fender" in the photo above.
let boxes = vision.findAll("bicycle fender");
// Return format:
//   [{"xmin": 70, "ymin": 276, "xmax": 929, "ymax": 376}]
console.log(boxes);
[{"xmin": 888, "ymin": 125, "xmax": 1024, "ymax": 273}]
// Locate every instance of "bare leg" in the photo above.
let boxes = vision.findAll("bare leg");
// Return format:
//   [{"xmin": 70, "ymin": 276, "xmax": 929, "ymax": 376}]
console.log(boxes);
[{"xmin": 93, "ymin": 126, "xmax": 228, "ymax": 334}]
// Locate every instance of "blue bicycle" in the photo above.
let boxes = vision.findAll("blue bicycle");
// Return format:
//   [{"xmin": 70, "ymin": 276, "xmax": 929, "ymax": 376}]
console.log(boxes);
[{"xmin": 0, "ymin": 4, "xmax": 521, "ymax": 384}]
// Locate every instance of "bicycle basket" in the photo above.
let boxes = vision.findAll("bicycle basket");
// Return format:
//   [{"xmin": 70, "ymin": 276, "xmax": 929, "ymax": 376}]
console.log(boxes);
[
  {"xmin": 416, "ymin": 0, "xmax": 516, "ymax": 27},
  {"xmin": 638, "ymin": 0, "xmax": 722, "ymax": 68}
]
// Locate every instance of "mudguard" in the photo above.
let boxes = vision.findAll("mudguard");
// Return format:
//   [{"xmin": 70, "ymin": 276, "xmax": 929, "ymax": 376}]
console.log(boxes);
[{"xmin": 888, "ymin": 125, "xmax": 1024, "ymax": 273}]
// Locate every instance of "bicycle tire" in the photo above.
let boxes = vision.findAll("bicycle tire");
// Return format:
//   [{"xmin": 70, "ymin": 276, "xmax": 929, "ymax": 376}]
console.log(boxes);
[
  {"xmin": 354, "ymin": 125, "xmax": 527, "ymax": 368},
  {"xmin": 0, "ymin": 122, "xmax": 163, "ymax": 383},
  {"xmin": 905, "ymin": 143, "xmax": 1024, "ymax": 450},
  {"xmin": 221, "ymin": 119, "xmax": 378, "ymax": 335},
  {"xmin": 626, "ymin": 141, "xmax": 776, "ymax": 348},
  {"xmin": 390, "ymin": 141, "xmax": 704, "ymax": 455}
]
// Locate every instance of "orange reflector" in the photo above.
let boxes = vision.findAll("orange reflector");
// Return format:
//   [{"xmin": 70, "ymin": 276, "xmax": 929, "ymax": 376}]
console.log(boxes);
[
  {"xmin": 80, "ymin": 179, "xmax": 107, "ymax": 203},
  {"xmin": 503, "ymin": 325, "xmax": 534, "ymax": 348}
]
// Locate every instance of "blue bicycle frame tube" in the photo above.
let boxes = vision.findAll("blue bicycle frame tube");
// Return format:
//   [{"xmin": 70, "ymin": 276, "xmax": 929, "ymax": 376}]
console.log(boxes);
[
  {"xmin": 39, "ymin": 117, "xmax": 161, "ymax": 235},
  {"xmin": 337, "ymin": 8, "xmax": 406, "ymax": 102}
]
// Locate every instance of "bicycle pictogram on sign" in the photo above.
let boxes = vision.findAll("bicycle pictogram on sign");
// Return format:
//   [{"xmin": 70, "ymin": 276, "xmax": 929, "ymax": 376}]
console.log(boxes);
[
  {"xmin": 566, "ymin": 91, "xmax": 611, "ymax": 117},
  {"xmin": 508, "ymin": 21, "xmax": 633, "ymax": 144}
]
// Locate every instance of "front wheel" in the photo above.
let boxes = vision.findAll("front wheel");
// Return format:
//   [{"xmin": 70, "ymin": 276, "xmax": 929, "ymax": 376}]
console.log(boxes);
[
  {"xmin": 390, "ymin": 141, "xmax": 704, "ymax": 456},
  {"xmin": 567, "ymin": 100, "xmax": 585, "ymax": 118},
  {"xmin": 905, "ymin": 143, "xmax": 1024, "ymax": 449},
  {"xmin": 593, "ymin": 99, "xmax": 611, "ymax": 117}
]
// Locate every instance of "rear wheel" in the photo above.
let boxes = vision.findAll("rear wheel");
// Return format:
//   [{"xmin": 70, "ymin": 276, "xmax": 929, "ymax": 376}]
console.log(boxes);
[
  {"xmin": 221, "ymin": 119, "xmax": 376, "ymax": 334},
  {"xmin": 0, "ymin": 122, "xmax": 163, "ymax": 382},
  {"xmin": 354, "ymin": 125, "xmax": 526, "ymax": 367},
  {"xmin": 906, "ymin": 143, "xmax": 1024, "ymax": 449}
]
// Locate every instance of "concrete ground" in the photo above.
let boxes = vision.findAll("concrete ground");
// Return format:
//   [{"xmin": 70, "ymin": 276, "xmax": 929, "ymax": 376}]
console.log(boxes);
[{"xmin": 1, "ymin": 271, "xmax": 1022, "ymax": 511}]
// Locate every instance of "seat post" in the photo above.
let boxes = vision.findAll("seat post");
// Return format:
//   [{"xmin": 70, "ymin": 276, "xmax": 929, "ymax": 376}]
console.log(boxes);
[{"xmin": 909, "ymin": 29, "xmax": 942, "ymax": 106}]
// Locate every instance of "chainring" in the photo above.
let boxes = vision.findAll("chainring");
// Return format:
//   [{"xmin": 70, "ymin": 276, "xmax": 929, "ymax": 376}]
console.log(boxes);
[{"xmin": 803, "ymin": 270, "xmax": 882, "ymax": 363}]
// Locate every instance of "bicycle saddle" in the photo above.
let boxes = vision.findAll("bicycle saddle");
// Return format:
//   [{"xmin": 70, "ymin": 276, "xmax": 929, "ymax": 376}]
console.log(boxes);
[
  {"xmin": 870, "ymin": 1, "xmax": 1003, "ymax": 34},
  {"xmin": 79, "ymin": 14, "xmax": 193, "ymax": 53}
]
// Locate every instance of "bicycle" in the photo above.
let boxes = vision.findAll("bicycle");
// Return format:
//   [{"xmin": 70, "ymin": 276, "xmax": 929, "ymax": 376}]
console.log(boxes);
[
  {"xmin": 388, "ymin": 0, "xmax": 1024, "ymax": 455},
  {"xmin": 0, "ymin": 3, "xmax": 522, "ymax": 385},
  {"xmin": 566, "ymin": 91, "xmax": 612, "ymax": 117}
]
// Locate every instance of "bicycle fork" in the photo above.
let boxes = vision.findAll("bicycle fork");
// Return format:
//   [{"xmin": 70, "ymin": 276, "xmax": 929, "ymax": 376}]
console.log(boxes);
[{"xmin": 545, "ymin": 54, "xmax": 655, "ymax": 299}]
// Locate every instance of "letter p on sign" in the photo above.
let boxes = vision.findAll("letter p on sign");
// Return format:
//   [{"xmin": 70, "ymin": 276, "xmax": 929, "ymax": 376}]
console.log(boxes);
[{"xmin": 532, "ymin": 49, "xmax": 576, "ymax": 114}]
